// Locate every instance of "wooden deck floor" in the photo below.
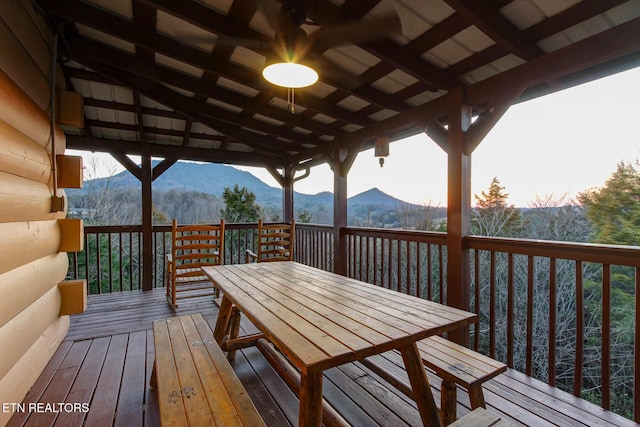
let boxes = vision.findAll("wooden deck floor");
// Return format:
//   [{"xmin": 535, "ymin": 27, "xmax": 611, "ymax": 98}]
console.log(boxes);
[{"xmin": 7, "ymin": 288, "xmax": 637, "ymax": 427}]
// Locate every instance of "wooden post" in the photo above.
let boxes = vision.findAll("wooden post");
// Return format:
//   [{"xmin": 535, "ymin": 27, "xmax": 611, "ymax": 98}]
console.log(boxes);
[
  {"xmin": 283, "ymin": 165, "xmax": 294, "ymax": 223},
  {"xmin": 141, "ymin": 153, "xmax": 153, "ymax": 291},
  {"xmin": 446, "ymin": 87, "xmax": 472, "ymax": 346},
  {"xmin": 332, "ymin": 147, "xmax": 349, "ymax": 276}
]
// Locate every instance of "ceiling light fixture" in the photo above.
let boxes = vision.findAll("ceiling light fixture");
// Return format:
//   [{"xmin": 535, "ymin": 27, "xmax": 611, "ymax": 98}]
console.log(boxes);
[
  {"xmin": 263, "ymin": 51, "xmax": 318, "ymax": 114},
  {"xmin": 262, "ymin": 60, "xmax": 318, "ymax": 89}
]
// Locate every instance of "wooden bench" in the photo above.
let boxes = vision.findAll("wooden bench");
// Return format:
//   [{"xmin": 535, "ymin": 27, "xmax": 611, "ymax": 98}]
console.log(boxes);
[
  {"xmin": 150, "ymin": 314, "xmax": 265, "ymax": 427},
  {"xmin": 363, "ymin": 336, "xmax": 506, "ymax": 425},
  {"xmin": 449, "ymin": 407, "xmax": 513, "ymax": 426},
  {"xmin": 418, "ymin": 336, "xmax": 507, "ymax": 425}
]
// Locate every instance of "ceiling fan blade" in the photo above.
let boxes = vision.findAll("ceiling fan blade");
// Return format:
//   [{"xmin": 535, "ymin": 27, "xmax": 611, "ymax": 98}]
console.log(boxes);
[
  {"xmin": 172, "ymin": 29, "xmax": 272, "ymax": 51},
  {"xmin": 306, "ymin": 11, "xmax": 402, "ymax": 53},
  {"xmin": 250, "ymin": 0, "xmax": 281, "ymax": 35}
]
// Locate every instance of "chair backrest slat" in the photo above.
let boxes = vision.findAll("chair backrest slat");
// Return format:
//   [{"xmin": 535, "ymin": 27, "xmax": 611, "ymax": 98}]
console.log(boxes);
[
  {"xmin": 171, "ymin": 219, "xmax": 225, "ymax": 268},
  {"xmin": 255, "ymin": 219, "xmax": 295, "ymax": 263}
]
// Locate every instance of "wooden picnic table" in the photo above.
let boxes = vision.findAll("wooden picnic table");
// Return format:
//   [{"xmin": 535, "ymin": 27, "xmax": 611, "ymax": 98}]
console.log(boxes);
[{"xmin": 203, "ymin": 261, "xmax": 477, "ymax": 427}]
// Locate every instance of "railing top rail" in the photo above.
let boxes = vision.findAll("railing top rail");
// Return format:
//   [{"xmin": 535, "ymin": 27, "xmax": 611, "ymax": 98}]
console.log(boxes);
[
  {"xmin": 466, "ymin": 235, "xmax": 640, "ymax": 267},
  {"xmin": 343, "ymin": 226, "xmax": 447, "ymax": 245},
  {"xmin": 296, "ymin": 223, "xmax": 334, "ymax": 232},
  {"xmin": 84, "ymin": 225, "xmax": 143, "ymax": 233}
]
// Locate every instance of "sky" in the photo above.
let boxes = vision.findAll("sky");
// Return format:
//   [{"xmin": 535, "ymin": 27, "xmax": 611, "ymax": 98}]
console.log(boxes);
[{"xmin": 69, "ymin": 66, "xmax": 640, "ymax": 208}]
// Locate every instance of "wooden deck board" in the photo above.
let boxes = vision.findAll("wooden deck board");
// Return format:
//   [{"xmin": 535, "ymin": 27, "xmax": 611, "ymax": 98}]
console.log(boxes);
[{"xmin": 7, "ymin": 288, "xmax": 638, "ymax": 427}]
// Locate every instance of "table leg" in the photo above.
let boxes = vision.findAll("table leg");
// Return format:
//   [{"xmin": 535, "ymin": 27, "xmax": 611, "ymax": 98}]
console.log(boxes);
[
  {"xmin": 299, "ymin": 367, "xmax": 323, "ymax": 427},
  {"xmin": 400, "ymin": 342, "xmax": 443, "ymax": 427},
  {"xmin": 213, "ymin": 295, "xmax": 233, "ymax": 345}
]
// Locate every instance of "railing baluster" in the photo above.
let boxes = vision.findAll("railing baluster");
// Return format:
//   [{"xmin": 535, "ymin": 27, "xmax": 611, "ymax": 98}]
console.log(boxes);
[
  {"xmin": 526, "ymin": 255, "xmax": 534, "ymax": 377},
  {"xmin": 490, "ymin": 250, "xmax": 496, "ymax": 359},
  {"xmin": 602, "ymin": 263, "xmax": 611, "ymax": 410},
  {"xmin": 574, "ymin": 260, "xmax": 584, "ymax": 397},
  {"xmin": 549, "ymin": 257, "xmax": 557, "ymax": 387},
  {"xmin": 507, "ymin": 253, "xmax": 514, "ymax": 368},
  {"xmin": 108, "ymin": 232, "xmax": 113, "ymax": 292},
  {"xmin": 473, "ymin": 248, "xmax": 479, "ymax": 351},
  {"xmin": 635, "ymin": 267, "xmax": 640, "ymax": 424}
]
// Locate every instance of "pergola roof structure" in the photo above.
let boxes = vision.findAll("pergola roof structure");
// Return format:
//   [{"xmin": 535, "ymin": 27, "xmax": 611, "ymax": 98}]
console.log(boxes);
[
  {"xmin": 36, "ymin": 0, "xmax": 640, "ymax": 297},
  {"xmin": 37, "ymin": 0, "xmax": 640, "ymax": 173}
]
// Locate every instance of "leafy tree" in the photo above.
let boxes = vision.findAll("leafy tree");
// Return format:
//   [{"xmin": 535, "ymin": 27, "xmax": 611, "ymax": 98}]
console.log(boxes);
[
  {"xmin": 578, "ymin": 160, "xmax": 640, "ymax": 246},
  {"xmin": 220, "ymin": 185, "xmax": 262, "ymax": 222},
  {"xmin": 472, "ymin": 177, "xmax": 521, "ymax": 236},
  {"xmin": 522, "ymin": 194, "xmax": 591, "ymax": 242},
  {"xmin": 297, "ymin": 209, "xmax": 312, "ymax": 223}
]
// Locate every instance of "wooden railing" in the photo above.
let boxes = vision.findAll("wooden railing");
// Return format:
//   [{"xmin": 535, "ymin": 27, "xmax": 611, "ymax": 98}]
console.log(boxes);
[
  {"xmin": 67, "ymin": 223, "xmax": 261, "ymax": 293},
  {"xmin": 66, "ymin": 223, "xmax": 640, "ymax": 421},
  {"xmin": 466, "ymin": 236, "xmax": 639, "ymax": 420},
  {"xmin": 342, "ymin": 227, "xmax": 448, "ymax": 301},
  {"xmin": 294, "ymin": 223, "xmax": 334, "ymax": 271}
]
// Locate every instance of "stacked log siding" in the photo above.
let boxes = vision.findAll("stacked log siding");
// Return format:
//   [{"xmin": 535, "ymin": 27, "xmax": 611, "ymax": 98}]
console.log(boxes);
[{"xmin": 0, "ymin": 2, "xmax": 72, "ymax": 425}]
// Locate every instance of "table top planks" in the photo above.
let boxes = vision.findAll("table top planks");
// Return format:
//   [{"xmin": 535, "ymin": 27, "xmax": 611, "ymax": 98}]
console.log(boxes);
[{"xmin": 203, "ymin": 262, "xmax": 477, "ymax": 373}]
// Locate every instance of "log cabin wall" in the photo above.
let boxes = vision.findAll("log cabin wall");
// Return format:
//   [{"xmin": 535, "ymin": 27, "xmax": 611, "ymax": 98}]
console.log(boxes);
[{"xmin": 0, "ymin": 2, "xmax": 71, "ymax": 424}]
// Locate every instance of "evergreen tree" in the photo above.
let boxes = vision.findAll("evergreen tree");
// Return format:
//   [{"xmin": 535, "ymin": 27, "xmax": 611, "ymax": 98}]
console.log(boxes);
[
  {"xmin": 472, "ymin": 177, "xmax": 521, "ymax": 236},
  {"xmin": 220, "ymin": 184, "xmax": 262, "ymax": 222},
  {"xmin": 578, "ymin": 160, "xmax": 640, "ymax": 246}
]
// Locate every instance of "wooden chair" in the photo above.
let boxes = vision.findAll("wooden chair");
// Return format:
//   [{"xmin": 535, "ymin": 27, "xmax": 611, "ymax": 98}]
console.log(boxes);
[
  {"xmin": 245, "ymin": 219, "xmax": 295, "ymax": 263},
  {"xmin": 166, "ymin": 219, "xmax": 225, "ymax": 309}
]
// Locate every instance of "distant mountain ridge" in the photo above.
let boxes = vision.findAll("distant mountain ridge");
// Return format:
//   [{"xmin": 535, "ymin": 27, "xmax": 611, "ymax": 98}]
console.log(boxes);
[{"xmin": 76, "ymin": 160, "xmax": 422, "ymax": 211}]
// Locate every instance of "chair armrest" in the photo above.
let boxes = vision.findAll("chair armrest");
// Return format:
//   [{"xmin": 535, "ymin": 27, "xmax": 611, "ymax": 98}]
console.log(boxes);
[{"xmin": 245, "ymin": 249, "xmax": 257, "ymax": 263}]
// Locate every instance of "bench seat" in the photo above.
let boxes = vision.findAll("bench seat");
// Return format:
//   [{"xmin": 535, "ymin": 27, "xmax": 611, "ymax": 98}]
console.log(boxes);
[
  {"xmin": 150, "ymin": 313, "xmax": 265, "ymax": 427},
  {"xmin": 417, "ymin": 336, "xmax": 507, "ymax": 425},
  {"xmin": 363, "ymin": 335, "xmax": 506, "ymax": 425},
  {"xmin": 449, "ymin": 407, "xmax": 513, "ymax": 426}
]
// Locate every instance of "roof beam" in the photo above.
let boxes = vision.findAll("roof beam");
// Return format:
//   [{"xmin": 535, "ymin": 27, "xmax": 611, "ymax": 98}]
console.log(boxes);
[
  {"xmin": 66, "ymin": 135, "xmax": 268, "ymax": 167},
  {"xmin": 443, "ymin": 0, "xmax": 543, "ymax": 59}
]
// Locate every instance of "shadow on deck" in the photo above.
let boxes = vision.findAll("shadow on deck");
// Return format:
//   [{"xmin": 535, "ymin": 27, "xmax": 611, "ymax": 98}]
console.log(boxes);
[{"xmin": 7, "ymin": 288, "xmax": 636, "ymax": 427}]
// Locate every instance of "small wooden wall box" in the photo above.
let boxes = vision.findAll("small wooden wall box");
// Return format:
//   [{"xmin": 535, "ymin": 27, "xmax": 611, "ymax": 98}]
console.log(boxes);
[
  {"xmin": 58, "ymin": 279, "xmax": 87, "ymax": 316},
  {"xmin": 56, "ymin": 91, "xmax": 84, "ymax": 128},
  {"xmin": 57, "ymin": 155, "xmax": 83, "ymax": 188},
  {"xmin": 58, "ymin": 218, "xmax": 84, "ymax": 252}
]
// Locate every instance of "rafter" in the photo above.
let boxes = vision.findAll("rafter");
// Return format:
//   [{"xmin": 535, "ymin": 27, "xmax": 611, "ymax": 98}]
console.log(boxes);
[
  {"xmin": 68, "ymin": 38, "xmax": 341, "ymax": 139},
  {"xmin": 43, "ymin": 0, "xmax": 377, "ymax": 127},
  {"xmin": 307, "ymin": 0, "xmax": 459, "ymax": 91},
  {"xmin": 74, "ymin": 56, "xmax": 300, "ymax": 157}
]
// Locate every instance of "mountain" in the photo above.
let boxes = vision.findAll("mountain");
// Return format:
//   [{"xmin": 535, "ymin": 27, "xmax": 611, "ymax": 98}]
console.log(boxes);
[{"xmin": 69, "ymin": 161, "xmax": 429, "ymax": 225}]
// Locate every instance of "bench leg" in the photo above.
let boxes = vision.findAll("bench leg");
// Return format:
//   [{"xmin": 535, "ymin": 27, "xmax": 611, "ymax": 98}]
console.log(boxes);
[
  {"xmin": 150, "ymin": 359, "xmax": 157, "ymax": 389},
  {"xmin": 441, "ymin": 380, "xmax": 457, "ymax": 426},
  {"xmin": 468, "ymin": 384, "xmax": 486, "ymax": 409},
  {"xmin": 226, "ymin": 307, "xmax": 241, "ymax": 361}
]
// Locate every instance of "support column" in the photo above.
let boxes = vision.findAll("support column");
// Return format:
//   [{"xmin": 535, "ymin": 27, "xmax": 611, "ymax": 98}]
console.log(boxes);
[
  {"xmin": 332, "ymin": 147, "xmax": 349, "ymax": 276},
  {"xmin": 446, "ymin": 88, "xmax": 472, "ymax": 345},
  {"xmin": 141, "ymin": 153, "xmax": 153, "ymax": 291},
  {"xmin": 283, "ymin": 165, "xmax": 294, "ymax": 223}
]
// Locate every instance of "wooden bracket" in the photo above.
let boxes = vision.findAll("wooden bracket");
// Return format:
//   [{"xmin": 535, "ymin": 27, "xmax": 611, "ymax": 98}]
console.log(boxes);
[
  {"xmin": 58, "ymin": 279, "xmax": 87, "ymax": 315},
  {"xmin": 58, "ymin": 218, "xmax": 84, "ymax": 252}
]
